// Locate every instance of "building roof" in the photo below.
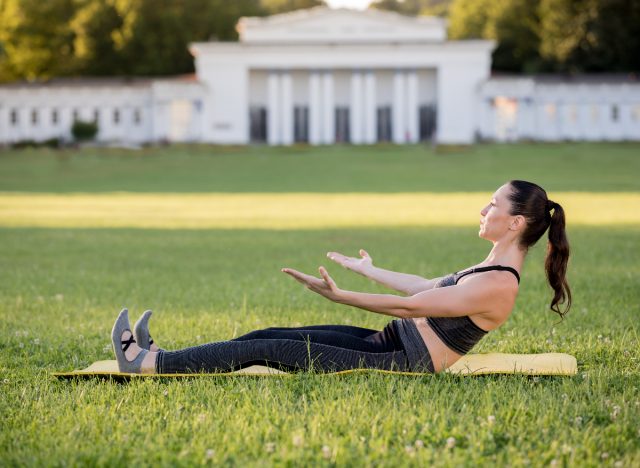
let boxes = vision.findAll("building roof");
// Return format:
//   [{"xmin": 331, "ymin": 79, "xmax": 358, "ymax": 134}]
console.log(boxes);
[{"xmin": 236, "ymin": 6, "xmax": 447, "ymax": 44}]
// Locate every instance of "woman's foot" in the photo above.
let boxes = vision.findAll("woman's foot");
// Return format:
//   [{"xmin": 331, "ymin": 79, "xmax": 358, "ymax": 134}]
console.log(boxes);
[
  {"xmin": 133, "ymin": 310, "xmax": 162, "ymax": 352},
  {"xmin": 111, "ymin": 308, "xmax": 156, "ymax": 374}
]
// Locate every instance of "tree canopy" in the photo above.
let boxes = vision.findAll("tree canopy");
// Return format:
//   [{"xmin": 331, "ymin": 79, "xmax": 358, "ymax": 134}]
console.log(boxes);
[{"xmin": 0, "ymin": 0, "xmax": 637, "ymax": 82}]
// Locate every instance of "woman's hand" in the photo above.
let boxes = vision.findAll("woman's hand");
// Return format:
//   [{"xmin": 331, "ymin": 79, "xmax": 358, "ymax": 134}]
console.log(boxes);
[
  {"xmin": 281, "ymin": 266, "xmax": 344, "ymax": 303},
  {"xmin": 327, "ymin": 249, "xmax": 373, "ymax": 275}
]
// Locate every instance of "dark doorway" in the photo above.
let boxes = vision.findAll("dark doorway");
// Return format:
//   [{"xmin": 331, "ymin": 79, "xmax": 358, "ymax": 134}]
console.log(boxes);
[
  {"xmin": 376, "ymin": 106, "xmax": 392, "ymax": 142},
  {"xmin": 249, "ymin": 106, "xmax": 267, "ymax": 143},
  {"xmin": 294, "ymin": 106, "xmax": 309, "ymax": 143},
  {"xmin": 335, "ymin": 107, "xmax": 350, "ymax": 143},
  {"xmin": 419, "ymin": 105, "xmax": 437, "ymax": 141}
]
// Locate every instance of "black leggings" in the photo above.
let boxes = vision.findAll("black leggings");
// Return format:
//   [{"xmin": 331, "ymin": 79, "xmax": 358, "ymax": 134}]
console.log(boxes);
[{"xmin": 156, "ymin": 323, "xmax": 410, "ymax": 374}]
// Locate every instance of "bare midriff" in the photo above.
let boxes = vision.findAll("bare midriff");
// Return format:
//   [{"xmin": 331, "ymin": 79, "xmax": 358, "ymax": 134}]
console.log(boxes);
[{"xmin": 412, "ymin": 318, "xmax": 464, "ymax": 373}]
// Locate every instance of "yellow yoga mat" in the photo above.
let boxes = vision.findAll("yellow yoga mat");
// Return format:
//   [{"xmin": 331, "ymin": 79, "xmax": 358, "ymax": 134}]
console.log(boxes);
[{"xmin": 53, "ymin": 353, "xmax": 577, "ymax": 380}]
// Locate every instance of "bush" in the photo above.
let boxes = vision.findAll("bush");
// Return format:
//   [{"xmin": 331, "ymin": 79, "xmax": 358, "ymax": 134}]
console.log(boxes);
[
  {"xmin": 10, "ymin": 137, "xmax": 62, "ymax": 149},
  {"xmin": 71, "ymin": 120, "xmax": 98, "ymax": 141},
  {"xmin": 11, "ymin": 139, "xmax": 38, "ymax": 149}
]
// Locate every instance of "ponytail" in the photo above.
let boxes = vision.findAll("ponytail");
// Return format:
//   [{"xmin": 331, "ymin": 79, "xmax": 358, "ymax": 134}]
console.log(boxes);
[
  {"xmin": 507, "ymin": 180, "xmax": 572, "ymax": 319},
  {"xmin": 545, "ymin": 201, "xmax": 572, "ymax": 318}
]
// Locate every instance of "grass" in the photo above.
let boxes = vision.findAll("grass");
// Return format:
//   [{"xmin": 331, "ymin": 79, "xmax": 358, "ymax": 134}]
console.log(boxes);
[
  {"xmin": 0, "ymin": 142, "xmax": 639, "ymax": 193},
  {"xmin": 1, "ymin": 143, "xmax": 639, "ymax": 466}
]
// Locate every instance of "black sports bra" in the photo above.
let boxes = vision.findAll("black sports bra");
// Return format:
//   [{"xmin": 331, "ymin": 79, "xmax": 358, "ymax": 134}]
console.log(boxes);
[
  {"xmin": 426, "ymin": 265, "xmax": 520, "ymax": 355},
  {"xmin": 454, "ymin": 265, "xmax": 520, "ymax": 285}
]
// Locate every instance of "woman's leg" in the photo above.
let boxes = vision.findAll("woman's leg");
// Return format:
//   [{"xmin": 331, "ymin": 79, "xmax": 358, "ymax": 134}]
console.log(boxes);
[
  {"xmin": 230, "ymin": 327, "xmax": 395, "ymax": 352},
  {"xmin": 255, "ymin": 324, "xmax": 379, "ymax": 339},
  {"xmin": 156, "ymin": 338, "xmax": 410, "ymax": 374}
]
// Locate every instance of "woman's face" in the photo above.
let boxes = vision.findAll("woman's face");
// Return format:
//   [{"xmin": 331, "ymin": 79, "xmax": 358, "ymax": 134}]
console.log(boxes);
[{"xmin": 479, "ymin": 184, "xmax": 516, "ymax": 241}]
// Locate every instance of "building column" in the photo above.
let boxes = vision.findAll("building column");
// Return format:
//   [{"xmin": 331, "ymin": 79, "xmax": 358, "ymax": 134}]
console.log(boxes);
[
  {"xmin": 350, "ymin": 71, "xmax": 363, "ymax": 144},
  {"xmin": 392, "ymin": 71, "xmax": 406, "ymax": 144},
  {"xmin": 406, "ymin": 71, "xmax": 419, "ymax": 143},
  {"xmin": 280, "ymin": 72, "xmax": 293, "ymax": 145},
  {"xmin": 322, "ymin": 71, "xmax": 335, "ymax": 144},
  {"xmin": 309, "ymin": 72, "xmax": 321, "ymax": 145},
  {"xmin": 267, "ymin": 72, "xmax": 281, "ymax": 145},
  {"xmin": 364, "ymin": 71, "xmax": 377, "ymax": 144}
]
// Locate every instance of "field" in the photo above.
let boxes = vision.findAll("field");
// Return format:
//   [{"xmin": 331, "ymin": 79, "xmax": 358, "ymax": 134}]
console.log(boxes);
[{"xmin": 1, "ymin": 143, "xmax": 639, "ymax": 466}]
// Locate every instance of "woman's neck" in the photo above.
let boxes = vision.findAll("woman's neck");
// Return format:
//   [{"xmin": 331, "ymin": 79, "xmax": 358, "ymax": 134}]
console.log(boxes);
[{"xmin": 483, "ymin": 240, "xmax": 525, "ymax": 272}]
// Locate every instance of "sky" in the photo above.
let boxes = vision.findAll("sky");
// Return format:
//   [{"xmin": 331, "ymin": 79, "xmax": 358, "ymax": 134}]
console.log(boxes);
[{"xmin": 325, "ymin": 0, "xmax": 373, "ymax": 9}]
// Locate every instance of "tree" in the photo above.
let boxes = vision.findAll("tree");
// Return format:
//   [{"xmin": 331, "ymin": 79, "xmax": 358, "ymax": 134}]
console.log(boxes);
[
  {"xmin": 0, "ymin": 0, "xmax": 78, "ymax": 81},
  {"xmin": 448, "ymin": 0, "xmax": 546, "ymax": 73},
  {"xmin": 70, "ymin": 0, "xmax": 135, "ymax": 75},
  {"xmin": 539, "ymin": 0, "xmax": 640, "ymax": 72},
  {"xmin": 119, "ymin": 0, "xmax": 265, "ymax": 76}
]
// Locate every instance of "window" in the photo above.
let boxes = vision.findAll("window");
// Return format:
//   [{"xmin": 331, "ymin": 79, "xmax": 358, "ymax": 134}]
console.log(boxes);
[
  {"xmin": 134, "ymin": 109, "xmax": 141, "ymax": 125},
  {"xmin": 72, "ymin": 109, "xmax": 79, "ymax": 121},
  {"xmin": 94, "ymin": 109, "xmax": 99, "ymax": 122},
  {"xmin": 633, "ymin": 105, "xmax": 640, "ymax": 121},
  {"xmin": 590, "ymin": 105, "xmax": 599, "ymax": 122},
  {"xmin": 568, "ymin": 105, "xmax": 578, "ymax": 123},
  {"xmin": 31, "ymin": 110, "xmax": 38, "ymax": 125},
  {"xmin": 611, "ymin": 105, "xmax": 619, "ymax": 122},
  {"xmin": 10, "ymin": 109, "xmax": 18, "ymax": 125},
  {"xmin": 113, "ymin": 109, "xmax": 120, "ymax": 124},
  {"xmin": 52, "ymin": 109, "xmax": 58, "ymax": 124}
]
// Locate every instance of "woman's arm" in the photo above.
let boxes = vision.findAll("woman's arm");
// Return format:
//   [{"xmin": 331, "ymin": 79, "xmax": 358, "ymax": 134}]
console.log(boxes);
[
  {"xmin": 327, "ymin": 250, "xmax": 441, "ymax": 295},
  {"xmin": 282, "ymin": 267, "xmax": 515, "ymax": 319}
]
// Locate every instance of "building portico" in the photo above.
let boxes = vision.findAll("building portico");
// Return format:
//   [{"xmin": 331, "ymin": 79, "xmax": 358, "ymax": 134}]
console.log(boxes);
[{"xmin": 190, "ymin": 7, "xmax": 494, "ymax": 145}]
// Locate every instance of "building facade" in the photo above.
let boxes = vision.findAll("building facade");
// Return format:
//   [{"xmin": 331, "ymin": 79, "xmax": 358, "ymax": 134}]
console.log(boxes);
[{"xmin": 1, "ymin": 7, "xmax": 639, "ymax": 146}]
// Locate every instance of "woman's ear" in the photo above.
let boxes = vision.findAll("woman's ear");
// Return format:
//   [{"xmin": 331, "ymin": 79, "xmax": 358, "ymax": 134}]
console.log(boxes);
[{"xmin": 510, "ymin": 214, "xmax": 525, "ymax": 232}]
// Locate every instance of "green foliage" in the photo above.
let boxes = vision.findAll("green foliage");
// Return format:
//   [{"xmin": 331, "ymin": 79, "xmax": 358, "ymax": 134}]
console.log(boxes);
[
  {"xmin": 10, "ymin": 137, "xmax": 60, "ymax": 149},
  {"xmin": 0, "ymin": 0, "xmax": 78, "ymax": 80},
  {"xmin": 448, "ymin": 0, "xmax": 548, "ymax": 73},
  {"xmin": 71, "ymin": 119, "xmax": 98, "ymax": 141},
  {"xmin": 69, "ymin": 0, "xmax": 132, "ymax": 76},
  {"xmin": 539, "ymin": 0, "xmax": 640, "ymax": 72},
  {"xmin": 447, "ymin": 0, "xmax": 640, "ymax": 73}
]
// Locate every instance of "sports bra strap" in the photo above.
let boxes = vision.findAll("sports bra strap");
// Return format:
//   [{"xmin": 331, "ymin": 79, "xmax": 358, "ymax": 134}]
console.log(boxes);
[{"xmin": 455, "ymin": 265, "xmax": 520, "ymax": 284}]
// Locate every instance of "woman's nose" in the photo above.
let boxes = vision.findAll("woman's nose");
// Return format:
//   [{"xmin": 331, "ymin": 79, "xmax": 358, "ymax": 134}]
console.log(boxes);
[{"xmin": 480, "ymin": 206, "xmax": 488, "ymax": 216}]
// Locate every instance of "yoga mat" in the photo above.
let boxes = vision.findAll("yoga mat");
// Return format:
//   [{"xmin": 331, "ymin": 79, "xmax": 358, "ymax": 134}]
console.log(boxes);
[{"xmin": 53, "ymin": 353, "xmax": 577, "ymax": 380}]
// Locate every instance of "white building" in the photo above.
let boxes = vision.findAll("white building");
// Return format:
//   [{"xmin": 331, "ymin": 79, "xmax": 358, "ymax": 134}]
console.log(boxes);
[
  {"xmin": 478, "ymin": 76, "xmax": 640, "ymax": 141},
  {"xmin": 1, "ymin": 6, "xmax": 639, "ymax": 146}
]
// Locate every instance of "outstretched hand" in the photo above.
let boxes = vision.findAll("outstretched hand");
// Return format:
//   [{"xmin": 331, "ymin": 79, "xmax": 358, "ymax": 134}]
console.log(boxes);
[
  {"xmin": 327, "ymin": 249, "xmax": 373, "ymax": 275},
  {"xmin": 281, "ymin": 266, "xmax": 343, "ymax": 302}
]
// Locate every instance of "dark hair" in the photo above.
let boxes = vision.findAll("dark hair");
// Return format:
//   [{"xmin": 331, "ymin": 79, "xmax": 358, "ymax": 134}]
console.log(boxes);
[{"xmin": 507, "ymin": 180, "xmax": 572, "ymax": 318}]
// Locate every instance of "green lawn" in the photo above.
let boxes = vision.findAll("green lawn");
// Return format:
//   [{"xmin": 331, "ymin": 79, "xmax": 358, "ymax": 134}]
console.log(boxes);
[
  {"xmin": 1, "ymin": 142, "xmax": 639, "ymax": 193},
  {"xmin": 1, "ymin": 144, "xmax": 638, "ymax": 466}
]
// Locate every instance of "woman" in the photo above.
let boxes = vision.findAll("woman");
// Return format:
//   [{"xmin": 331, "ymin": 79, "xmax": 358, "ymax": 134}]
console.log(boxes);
[{"xmin": 111, "ymin": 180, "xmax": 571, "ymax": 374}]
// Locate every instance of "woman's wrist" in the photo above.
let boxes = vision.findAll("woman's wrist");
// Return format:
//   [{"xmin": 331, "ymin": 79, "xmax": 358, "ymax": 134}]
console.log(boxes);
[
  {"xmin": 358, "ymin": 263, "xmax": 376, "ymax": 278},
  {"xmin": 333, "ymin": 289, "xmax": 350, "ymax": 304}
]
